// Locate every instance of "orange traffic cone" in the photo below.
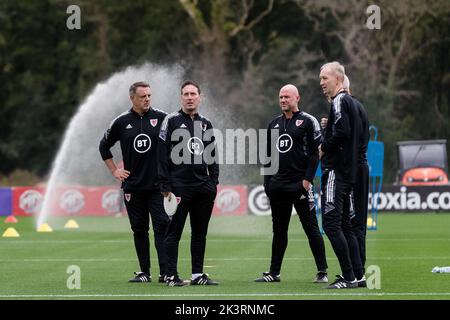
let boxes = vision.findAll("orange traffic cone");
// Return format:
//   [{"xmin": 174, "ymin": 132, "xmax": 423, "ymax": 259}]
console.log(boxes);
[{"xmin": 4, "ymin": 215, "xmax": 18, "ymax": 223}]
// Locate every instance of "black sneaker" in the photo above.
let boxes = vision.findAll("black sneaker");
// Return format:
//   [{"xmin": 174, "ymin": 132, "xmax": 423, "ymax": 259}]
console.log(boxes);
[
  {"xmin": 325, "ymin": 275, "xmax": 358, "ymax": 289},
  {"xmin": 158, "ymin": 275, "xmax": 167, "ymax": 283},
  {"xmin": 128, "ymin": 272, "xmax": 151, "ymax": 283},
  {"xmin": 357, "ymin": 275, "xmax": 367, "ymax": 288},
  {"xmin": 191, "ymin": 273, "xmax": 219, "ymax": 285},
  {"xmin": 166, "ymin": 275, "xmax": 188, "ymax": 287},
  {"xmin": 254, "ymin": 272, "xmax": 280, "ymax": 283},
  {"xmin": 313, "ymin": 271, "xmax": 328, "ymax": 283}
]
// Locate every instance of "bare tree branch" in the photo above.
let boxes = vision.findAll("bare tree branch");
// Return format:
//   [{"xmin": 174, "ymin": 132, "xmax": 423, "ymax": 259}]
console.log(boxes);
[
  {"xmin": 229, "ymin": 0, "xmax": 274, "ymax": 37},
  {"xmin": 179, "ymin": 0, "xmax": 214, "ymax": 43}
]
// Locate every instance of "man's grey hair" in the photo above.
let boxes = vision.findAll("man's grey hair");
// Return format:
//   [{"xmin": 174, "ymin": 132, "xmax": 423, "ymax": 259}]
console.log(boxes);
[
  {"xmin": 129, "ymin": 81, "xmax": 150, "ymax": 97},
  {"xmin": 320, "ymin": 61, "xmax": 345, "ymax": 81},
  {"xmin": 343, "ymin": 75, "xmax": 350, "ymax": 90}
]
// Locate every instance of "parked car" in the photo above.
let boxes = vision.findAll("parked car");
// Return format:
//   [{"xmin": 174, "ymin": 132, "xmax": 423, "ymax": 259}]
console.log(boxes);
[{"xmin": 397, "ymin": 140, "xmax": 448, "ymax": 186}]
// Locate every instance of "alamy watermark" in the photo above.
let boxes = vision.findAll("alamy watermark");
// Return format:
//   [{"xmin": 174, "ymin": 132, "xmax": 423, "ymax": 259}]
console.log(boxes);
[
  {"xmin": 66, "ymin": 265, "xmax": 81, "ymax": 289},
  {"xmin": 366, "ymin": 5, "xmax": 381, "ymax": 30},
  {"xmin": 366, "ymin": 265, "xmax": 381, "ymax": 289},
  {"xmin": 66, "ymin": 5, "xmax": 81, "ymax": 30},
  {"xmin": 162, "ymin": 123, "xmax": 280, "ymax": 176}
]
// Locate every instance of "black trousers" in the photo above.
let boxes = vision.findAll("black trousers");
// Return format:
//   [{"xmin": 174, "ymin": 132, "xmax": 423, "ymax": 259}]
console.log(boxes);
[
  {"xmin": 351, "ymin": 163, "xmax": 369, "ymax": 273},
  {"xmin": 266, "ymin": 186, "xmax": 328, "ymax": 275},
  {"xmin": 321, "ymin": 169, "xmax": 363, "ymax": 281},
  {"xmin": 123, "ymin": 190, "xmax": 170, "ymax": 276},
  {"xmin": 165, "ymin": 181, "xmax": 217, "ymax": 277}
]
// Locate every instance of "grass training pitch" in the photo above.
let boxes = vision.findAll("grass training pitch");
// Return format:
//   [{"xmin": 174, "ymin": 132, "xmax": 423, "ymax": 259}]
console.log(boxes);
[{"xmin": 1, "ymin": 213, "xmax": 449, "ymax": 300}]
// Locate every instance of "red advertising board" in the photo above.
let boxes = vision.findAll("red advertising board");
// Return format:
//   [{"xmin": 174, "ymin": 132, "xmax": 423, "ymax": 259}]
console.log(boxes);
[
  {"xmin": 12, "ymin": 187, "xmax": 45, "ymax": 216},
  {"xmin": 12, "ymin": 185, "xmax": 247, "ymax": 217},
  {"xmin": 212, "ymin": 185, "xmax": 248, "ymax": 216},
  {"xmin": 12, "ymin": 186, "xmax": 122, "ymax": 216}
]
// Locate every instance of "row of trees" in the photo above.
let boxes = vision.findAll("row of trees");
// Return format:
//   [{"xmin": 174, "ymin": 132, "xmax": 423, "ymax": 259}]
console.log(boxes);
[{"xmin": 1, "ymin": 0, "xmax": 449, "ymax": 184}]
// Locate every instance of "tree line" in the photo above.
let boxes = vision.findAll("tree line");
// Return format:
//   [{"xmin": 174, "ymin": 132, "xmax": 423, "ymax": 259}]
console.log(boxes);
[{"xmin": 0, "ymin": 0, "xmax": 449, "ymax": 185}]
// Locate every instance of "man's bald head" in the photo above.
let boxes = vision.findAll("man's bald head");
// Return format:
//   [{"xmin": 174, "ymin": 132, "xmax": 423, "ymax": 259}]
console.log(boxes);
[
  {"xmin": 279, "ymin": 84, "xmax": 300, "ymax": 113},
  {"xmin": 279, "ymin": 84, "xmax": 299, "ymax": 96}
]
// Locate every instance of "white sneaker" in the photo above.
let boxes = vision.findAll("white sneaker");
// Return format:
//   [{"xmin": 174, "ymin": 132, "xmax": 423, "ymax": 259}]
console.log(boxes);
[{"xmin": 313, "ymin": 272, "xmax": 328, "ymax": 283}]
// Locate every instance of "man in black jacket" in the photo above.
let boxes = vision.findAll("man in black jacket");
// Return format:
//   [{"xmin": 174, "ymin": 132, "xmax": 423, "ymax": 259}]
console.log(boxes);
[
  {"xmin": 255, "ymin": 84, "xmax": 328, "ymax": 284},
  {"xmin": 320, "ymin": 75, "xmax": 370, "ymax": 288},
  {"xmin": 351, "ymin": 93, "xmax": 370, "ymax": 287},
  {"xmin": 99, "ymin": 81, "xmax": 169, "ymax": 283},
  {"xmin": 319, "ymin": 63, "xmax": 364, "ymax": 289},
  {"xmin": 158, "ymin": 80, "xmax": 219, "ymax": 287}
]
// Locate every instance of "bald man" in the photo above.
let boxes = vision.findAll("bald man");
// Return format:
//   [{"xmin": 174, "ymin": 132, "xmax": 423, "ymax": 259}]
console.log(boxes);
[{"xmin": 255, "ymin": 84, "xmax": 328, "ymax": 283}]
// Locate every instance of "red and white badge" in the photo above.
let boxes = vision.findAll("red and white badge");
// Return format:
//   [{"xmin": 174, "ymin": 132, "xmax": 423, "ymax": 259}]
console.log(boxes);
[
  {"xmin": 150, "ymin": 119, "xmax": 158, "ymax": 127},
  {"xmin": 125, "ymin": 193, "xmax": 131, "ymax": 202},
  {"xmin": 296, "ymin": 120, "xmax": 303, "ymax": 126}
]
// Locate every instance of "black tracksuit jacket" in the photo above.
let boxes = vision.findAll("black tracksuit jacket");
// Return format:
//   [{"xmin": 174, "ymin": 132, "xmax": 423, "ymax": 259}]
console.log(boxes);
[
  {"xmin": 158, "ymin": 109, "xmax": 219, "ymax": 192},
  {"xmin": 354, "ymin": 98, "xmax": 369, "ymax": 165},
  {"xmin": 99, "ymin": 107, "xmax": 167, "ymax": 191},
  {"xmin": 264, "ymin": 110, "xmax": 322, "ymax": 192},
  {"xmin": 321, "ymin": 92, "xmax": 364, "ymax": 184}
]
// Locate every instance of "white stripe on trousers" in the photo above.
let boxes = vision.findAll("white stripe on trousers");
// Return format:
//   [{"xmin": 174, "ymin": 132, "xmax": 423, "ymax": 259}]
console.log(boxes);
[
  {"xmin": 349, "ymin": 191, "xmax": 354, "ymax": 214},
  {"xmin": 326, "ymin": 170, "xmax": 335, "ymax": 203}
]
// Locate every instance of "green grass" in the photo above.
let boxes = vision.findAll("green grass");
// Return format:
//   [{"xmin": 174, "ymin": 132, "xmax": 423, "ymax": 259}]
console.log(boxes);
[{"xmin": 0, "ymin": 213, "xmax": 449, "ymax": 300}]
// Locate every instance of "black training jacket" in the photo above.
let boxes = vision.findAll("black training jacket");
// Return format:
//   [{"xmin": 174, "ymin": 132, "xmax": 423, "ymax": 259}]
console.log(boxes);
[
  {"xmin": 321, "ymin": 92, "xmax": 362, "ymax": 184},
  {"xmin": 99, "ymin": 107, "xmax": 167, "ymax": 191},
  {"xmin": 354, "ymin": 97, "xmax": 370, "ymax": 165},
  {"xmin": 264, "ymin": 110, "xmax": 321, "ymax": 192},
  {"xmin": 158, "ymin": 109, "xmax": 219, "ymax": 192}
]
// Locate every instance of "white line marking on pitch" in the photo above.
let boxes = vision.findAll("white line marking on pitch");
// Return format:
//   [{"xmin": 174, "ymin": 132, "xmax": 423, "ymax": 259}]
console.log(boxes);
[
  {"xmin": 1, "ymin": 257, "xmax": 449, "ymax": 262},
  {"xmin": 0, "ymin": 293, "xmax": 449, "ymax": 298},
  {"xmin": 1, "ymin": 238, "xmax": 450, "ymax": 244}
]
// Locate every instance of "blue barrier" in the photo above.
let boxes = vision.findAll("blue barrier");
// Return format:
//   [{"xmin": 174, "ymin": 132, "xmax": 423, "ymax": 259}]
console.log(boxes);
[
  {"xmin": 367, "ymin": 126, "xmax": 384, "ymax": 230},
  {"xmin": 0, "ymin": 188, "xmax": 12, "ymax": 216}
]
